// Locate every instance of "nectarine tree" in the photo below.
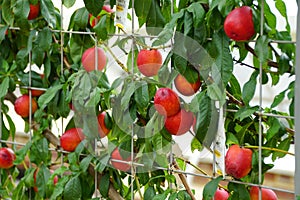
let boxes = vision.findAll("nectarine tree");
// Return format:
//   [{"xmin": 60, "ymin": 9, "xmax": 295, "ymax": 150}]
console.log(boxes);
[{"xmin": 0, "ymin": 0, "xmax": 297, "ymax": 200}]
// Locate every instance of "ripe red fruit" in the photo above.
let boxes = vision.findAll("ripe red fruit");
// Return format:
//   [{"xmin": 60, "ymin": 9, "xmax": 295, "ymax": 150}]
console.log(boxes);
[
  {"xmin": 137, "ymin": 49, "xmax": 162, "ymax": 77},
  {"xmin": 98, "ymin": 112, "xmax": 111, "ymax": 138},
  {"xmin": 28, "ymin": 2, "xmax": 40, "ymax": 20},
  {"xmin": 154, "ymin": 88, "xmax": 181, "ymax": 117},
  {"xmin": 249, "ymin": 186, "xmax": 278, "ymax": 200},
  {"xmin": 174, "ymin": 73, "xmax": 201, "ymax": 96},
  {"xmin": 81, "ymin": 47, "xmax": 107, "ymax": 72},
  {"xmin": 111, "ymin": 148, "xmax": 131, "ymax": 172},
  {"xmin": 214, "ymin": 188, "xmax": 230, "ymax": 200},
  {"xmin": 14, "ymin": 95, "xmax": 38, "ymax": 118},
  {"xmin": 60, "ymin": 128, "xmax": 85, "ymax": 152},
  {"xmin": 225, "ymin": 144, "xmax": 252, "ymax": 179},
  {"xmin": 30, "ymin": 89, "xmax": 44, "ymax": 97},
  {"xmin": 0, "ymin": 147, "xmax": 16, "ymax": 169},
  {"xmin": 164, "ymin": 109, "xmax": 194, "ymax": 136},
  {"xmin": 224, "ymin": 6, "xmax": 255, "ymax": 41}
]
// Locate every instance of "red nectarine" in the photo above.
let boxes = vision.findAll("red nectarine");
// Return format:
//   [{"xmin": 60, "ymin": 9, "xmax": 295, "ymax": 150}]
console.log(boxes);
[
  {"xmin": 14, "ymin": 95, "xmax": 38, "ymax": 118},
  {"xmin": 98, "ymin": 112, "xmax": 111, "ymax": 138},
  {"xmin": 111, "ymin": 148, "xmax": 131, "ymax": 172},
  {"xmin": 225, "ymin": 144, "xmax": 252, "ymax": 179},
  {"xmin": 28, "ymin": 2, "xmax": 40, "ymax": 20},
  {"xmin": 224, "ymin": 6, "xmax": 256, "ymax": 41},
  {"xmin": 137, "ymin": 49, "xmax": 162, "ymax": 77},
  {"xmin": 174, "ymin": 73, "xmax": 201, "ymax": 96},
  {"xmin": 214, "ymin": 188, "xmax": 230, "ymax": 200},
  {"xmin": 154, "ymin": 88, "xmax": 181, "ymax": 117},
  {"xmin": 81, "ymin": 47, "xmax": 107, "ymax": 72},
  {"xmin": 249, "ymin": 186, "xmax": 278, "ymax": 200},
  {"xmin": 60, "ymin": 128, "xmax": 85, "ymax": 152},
  {"xmin": 164, "ymin": 108, "xmax": 194, "ymax": 136},
  {"xmin": 0, "ymin": 147, "xmax": 16, "ymax": 169}
]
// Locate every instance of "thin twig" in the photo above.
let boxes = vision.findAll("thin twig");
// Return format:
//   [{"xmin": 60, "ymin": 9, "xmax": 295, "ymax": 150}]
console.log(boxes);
[
  {"xmin": 226, "ymin": 91, "xmax": 244, "ymax": 107},
  {"xmin": 173, "ymin": 160, "xmax": 197, "ymax": 200}
]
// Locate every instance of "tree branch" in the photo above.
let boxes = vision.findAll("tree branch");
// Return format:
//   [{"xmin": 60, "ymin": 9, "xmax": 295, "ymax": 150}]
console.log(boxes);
[{"xmin": 173, "ymin": 161, "xmax": 197, "ymax": 200}]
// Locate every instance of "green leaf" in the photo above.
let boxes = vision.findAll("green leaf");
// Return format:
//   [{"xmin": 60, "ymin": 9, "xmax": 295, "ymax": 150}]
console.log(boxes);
[
  {"xmin": 74, "ymin": 7, "xmax": 89, "ymax": 29},
  {"xmin": 275, "ymin": 0, "xmax": 290, "ymax": 32},
  {"xmin": 210, "ymin": 31, "xmax": 233, "ymax": 86},
  {"xmin": 2, "ymin": 0, "xmax": 14, "ymax": 25},
  {"xmin": 14, "ymin": 142, "xmax": 32, "ymax": 165},
  {"xmin": 0, "ymin": 77, "xmax": 9, "ymax": 99},
  {"xmin": 183, "ymin": 11, "xmax": 193, "ymax": 36},
  {"xmin": 278, "ymin": 53, "xmax": 290, "ymax": 74},
  {"xmin": 152, "ymin": 10, "xmax": 184, "ymax": 46},
  {"xmin": 38, "ymin": 84, "xmax": 63, "ymax": 108},
  {"xmin": 187, "ymin": 2, "xmax": 205, "ymax": 27},
  {"xmin": 94, "ymin": 155, "xmax": 109, "ymax": 173},
  {"xmin": 13, "ymin": 0, "xmax": 30, "ymax": 21},
  {"xmin": 36, "ymin": 164, "xmax": 51, "ymax": 197},
  {"xmin": 207, "ymin": 82, "xmax": 226, "ymax": 103},
  {"xmin": 242, "ymin": 71, "xmax": 259, "ymax": 105},
  {"xmin": 191, "ymin": 137, "xmax": 203, "ymax": 152},
  {"xmin": 266, "ymin": 117, "xmax": 282, "ymax": 140},
  {"xmin": 134, "ymin": 81, "xmax": 149, "ymax": 108},
  {"xmin": 144, "ymin": 186, "xmax": 156, "ymax": 200},
  {"xmin": 80, "ymin": 155, "xmax": 93, "ymax": 172},
  {"xmin": 94, "ymin": 15, "xmax": 108, "ymax": 41},
  {"xmin": 272, "ymin": 137, "xmax": 291, "ymax": 160},
  {"xmin": 227, "ymin": 182, "xmax": 250, "ymax": 200},
  {"xmin": 99, "ymin": 173, "xmax": 110, "ymax": 197},
  {"xmin": 264, "ymin": 2, "xmax": 276, "ymax": 32},
  {"xmin": 234, "ymin": 106, "xmax": 259, "ymax": 121},
  {"xmin": 177, "ymin": 190, "xmax": 192, "ymax": 200},
  {"xmin": 146, "ymin": 0, "xmax": 166, "ymax": 35},
  {"xmin": 63, "ymin": 0, "xmax": 76, "ymax": 8},
  {"xmin": 134, "ymin": 0, "xmax": 152, "ymax": 27},
  {"xmin": 226, "ymin": 132, "xmax": 239, "ymax": 145},
  {"xmin": 83, "ymin": 0, "xmax": 103, "ymax": 17},
  {"xmin": 271, "ymin": 90, "xmax": 286, "ymax": 108},
  {"xmin": 40, "ymin": 0, "xmax": 57, "ymax": 27},
  {"xmin": 255, "ymin": 35, "xmax": 270, "ymax": 63},
  {"xmin": 64, "ymin": 176, "xmax": 82, "ymax": 200},
  {"xmin": 203, "ymin": 176, "xmax": 223, "ymax": 200}
]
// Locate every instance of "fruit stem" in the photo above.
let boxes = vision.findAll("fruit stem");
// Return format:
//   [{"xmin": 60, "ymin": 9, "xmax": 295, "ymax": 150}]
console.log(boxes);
[
  {"xmin": 135, "ymin": 176, "xmax": 143, "ymax": 200},
  {"xmin": 102, "ymin": 42, "xmax": 130, "ymax": 74},
  {"xmin": 244, "ymin": 145, "xmax": 295, "ymax": 156}
]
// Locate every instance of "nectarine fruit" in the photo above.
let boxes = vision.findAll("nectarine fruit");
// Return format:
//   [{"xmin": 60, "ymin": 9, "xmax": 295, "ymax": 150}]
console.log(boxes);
[
  {"xmin": 137, "ymin": 49, "xmax": 162, "ymax": 77},
  {"xmin": 154, "ymin": 87, "xmax": 181, "ymax": 117},
  {"xmin": 82, "ymin": 47, "xmax": 107, "ymax": 72},
  {"xmin": 225, "ymin": 144, "xmax": 252, "ymax": 179},
  {"xmin": 224, "ymin": 6, "xmax": 256, "ymax": 41},
  {"xmin": 249, "ymin": 186, "xmax": 278, "ymax": 200},
  {"xmin": 14, "ymin": 95, "xmax": 38, "ymax": 118},
  {"xmin": 111, "ymin": 148, "xmax": 131, "ymax": 172},
  {"xmin": 174, "ymin": 73, "xmax": 201, "ymax": 96},
  {"xmin": 164, "ymin": 108, "xmax": 194, "ymax": 136},
  {"xmin": 60, "ymin": 128, "xmax": 85, "ymax": 152},
  {"xmin": 0, "ymin": 147, "xmax": 16, "ymax": 169}
]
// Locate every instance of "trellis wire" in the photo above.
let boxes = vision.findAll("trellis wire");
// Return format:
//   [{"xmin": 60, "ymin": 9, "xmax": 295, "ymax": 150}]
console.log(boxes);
[{"xmin": 294, "ymin": 0, "xmax": 300, "ymax": 198}]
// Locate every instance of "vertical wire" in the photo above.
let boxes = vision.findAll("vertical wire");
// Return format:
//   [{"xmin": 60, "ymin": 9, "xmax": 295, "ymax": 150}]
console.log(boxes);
[
  {"xmin": 28, "ymin": 50, "xmax": 33, "ymax": 200},
  {"xmin": 294, "ymin": 0, "xmax": 300, "ymax": 198},
  {"xmin": 131, "ymin": 0, "xmax": 135, "ymax": 199},
  {"xmin": 258, "ymin": 1, "xmax": 265, "ymax": 200},
  {"xmin": 169, "ymin": 0, "xmax": 174, "ymax": 190}
]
